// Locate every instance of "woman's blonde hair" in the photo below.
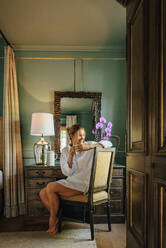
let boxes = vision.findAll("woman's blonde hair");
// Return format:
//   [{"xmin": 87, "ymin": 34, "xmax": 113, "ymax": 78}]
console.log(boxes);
[{"xmin": 67, "ymin": 124, "xmax": 86, "ymax": 139}]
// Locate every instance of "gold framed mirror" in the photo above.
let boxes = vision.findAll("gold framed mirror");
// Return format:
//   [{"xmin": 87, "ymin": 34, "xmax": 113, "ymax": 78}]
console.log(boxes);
[{"xmin": 54, "ymin": 91, "xmax": 102, "ymax": 156}]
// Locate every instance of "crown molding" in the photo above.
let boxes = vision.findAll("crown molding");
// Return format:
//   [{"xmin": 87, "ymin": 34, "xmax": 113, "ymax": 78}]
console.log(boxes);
[
  {"xmin": 13, "ymin": 44, "xmax": 125, "ymax": 53},
  {"xmin": 115, "ymin": 0, "xmax": 128, "ymax": 7}
]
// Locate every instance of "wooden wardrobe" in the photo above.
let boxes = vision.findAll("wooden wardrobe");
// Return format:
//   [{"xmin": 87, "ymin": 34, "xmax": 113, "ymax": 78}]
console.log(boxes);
[
  {"xmin": 0, "ymin": 116, "xmax": 3, "ymax": 212},
  {"xmin": 117, "ymin": 0, "xmax": 166, "ymax": 247},
  {"xmin": 0, "ymin": 116, "xmax": 3, "ymax": 170}
]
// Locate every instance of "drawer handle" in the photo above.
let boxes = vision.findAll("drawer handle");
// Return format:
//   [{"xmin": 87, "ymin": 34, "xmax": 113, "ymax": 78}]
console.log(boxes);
[
  {"xmin": 36, "ymin": 171, "xmax": 46, "ymax": 176},
  {"xmin": 35, "ymin": 192, "xmax": 40, "ymax": 198},
  {"xmin": 36, "ymin": 182, "xmax": 46, "ymax": 186}
]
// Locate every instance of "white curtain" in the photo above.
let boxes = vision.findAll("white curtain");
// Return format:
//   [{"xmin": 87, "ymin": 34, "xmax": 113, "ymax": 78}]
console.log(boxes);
[
  {"xmin": 66, "ymin": 115, "xmax": 77, "ymax": 145},
  {"xmin": 3, "ymin": 46, "xmax": 25, "ymax": 217},
  {"xmin": 66, "ymin": 115, "xmax": 77, "ymax": 128}
]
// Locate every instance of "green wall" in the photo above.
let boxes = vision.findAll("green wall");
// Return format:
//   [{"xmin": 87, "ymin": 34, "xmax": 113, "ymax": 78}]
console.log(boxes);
[
  {"xmin": 14, "ymin": 50, "xmax": 126, "ymax": 166},
  {"xmin": 77, "ymin": 112, "xmax": 93, "ymax": 141}
]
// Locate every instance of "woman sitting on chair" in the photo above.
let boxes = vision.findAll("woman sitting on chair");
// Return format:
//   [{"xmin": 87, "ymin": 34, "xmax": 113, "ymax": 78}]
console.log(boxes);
[{"xmin": 39, "ymin": 124, "xmax": 112, "ymax": 235}]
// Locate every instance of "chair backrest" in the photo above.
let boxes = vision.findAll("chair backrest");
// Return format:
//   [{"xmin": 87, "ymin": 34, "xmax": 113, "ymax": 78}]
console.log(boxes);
[{"xmin": 88, "ymin": 147, "xmax": 116, "ymax": 200}]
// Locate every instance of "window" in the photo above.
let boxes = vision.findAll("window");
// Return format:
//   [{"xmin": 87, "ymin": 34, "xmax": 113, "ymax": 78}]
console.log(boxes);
[{"xmin": 60, "ymin": 126, "xmax": 67, "ymax": 152}]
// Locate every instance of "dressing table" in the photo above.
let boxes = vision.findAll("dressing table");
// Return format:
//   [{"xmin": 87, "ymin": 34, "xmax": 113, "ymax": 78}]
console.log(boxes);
[
  {"xmin": 24, "ymin": 165, "xmax": 63, "ymax": 216},
  {"xmin": 24, "ymin": 163, "xmax": 125, "ymax": 223}
]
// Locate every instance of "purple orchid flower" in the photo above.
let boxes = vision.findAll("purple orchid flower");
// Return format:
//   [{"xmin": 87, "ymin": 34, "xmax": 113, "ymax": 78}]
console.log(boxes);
[
  {"xmin": 100, "ymin": 117, "xmax": 106, "ymax": 124},
  {"xmin": 105, "ymin": 127, "xmax": 111, "ymax": 133},
  {"xmin": 92, "ymin": 128, "xmax": 97, "ymax": 134},
  {"xmin": 107, "ymin": 122, "xmax": 112, "ymax": 129},
  {"xmin": 101, "ymin": 131, "xmax": 106, "ymax": 138},
  {"xmin": 103, "ymin": 136, "xmax": 109, "ymax": 140},
  {"xmin": 96, "ymin": 122, "xmax": 103, "ymax": 129},
  {"xmin": 106, "ymin": 132, "xmax": 111, "ymax": 137},
  {"xmin": 93, "ymin": 117, "xmax": 112, "ymax": 140}
]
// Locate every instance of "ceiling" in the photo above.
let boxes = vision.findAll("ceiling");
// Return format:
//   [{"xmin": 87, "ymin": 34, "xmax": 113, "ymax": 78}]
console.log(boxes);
[{"xmin": 0, "ymin": 0, "xmax": 126, "ymax": 51}]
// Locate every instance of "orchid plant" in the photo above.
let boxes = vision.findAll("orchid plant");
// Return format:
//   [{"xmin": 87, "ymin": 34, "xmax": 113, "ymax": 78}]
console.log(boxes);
[{"xmin": 92, "ymin": 117, "xmax": 112, "ymax": 140}]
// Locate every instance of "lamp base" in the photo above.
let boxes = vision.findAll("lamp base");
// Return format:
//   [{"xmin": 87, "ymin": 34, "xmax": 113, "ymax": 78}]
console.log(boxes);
[{"xmin": 33, "ymin": 137, "xmax": 50, "ymax": 165}]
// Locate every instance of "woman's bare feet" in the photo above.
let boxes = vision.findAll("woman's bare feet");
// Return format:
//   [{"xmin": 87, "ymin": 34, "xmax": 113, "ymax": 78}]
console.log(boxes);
[{"xmin": 47, "ymin": 217, "xmax": 59, "ymax": 235}]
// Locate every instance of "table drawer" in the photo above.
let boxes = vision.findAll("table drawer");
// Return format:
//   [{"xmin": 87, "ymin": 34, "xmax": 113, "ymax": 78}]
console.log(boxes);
[
  {"xmin": 111, "ymin": 178, "xmax": 123, "ymax": 187},
  {"xmin": 25, "ymin": 168, "xmax": 57, "ymax": 178},
  {"xmin": 110, "ymin": 200, "xmax": 123, "ymax": 214},
  {"xmin": 53, "ymin": 168, "xmax": 65, "ymax": 178},
  {"xmin": 110, "ymin": 188, "xmax": 123, "ymax": 199},
  {"xmin": 95, "ymin": 200, "xmax": 123, "ymax": 214},
  {"xmin": 25, "ymin": 178, "xmax": 54, "ymax": 188},
  {"xmin": 26, "ymin": 188, "xmax": 41, "ymax": 201},
  {"xmin": 27, "ymin": 201, "xmax": 49, "ymax": 216},
  {"xmin": 112, "ymin": 168, "xmax": 123, "ymax": 177}
]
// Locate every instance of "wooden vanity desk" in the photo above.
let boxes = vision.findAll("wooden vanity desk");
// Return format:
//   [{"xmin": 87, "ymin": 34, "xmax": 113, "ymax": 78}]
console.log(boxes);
[
  {"xmin": 24, "ymin": 165, "xmax": 64, "ymax": 216},
  {"xmin": 24, "ymin": 164, "xmax": 125, "ymax": 223}
]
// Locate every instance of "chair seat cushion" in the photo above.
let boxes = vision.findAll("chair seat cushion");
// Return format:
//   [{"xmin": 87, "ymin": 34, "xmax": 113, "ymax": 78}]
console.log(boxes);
[{"xmin": 60, "ymin": 191, "xmax": 108, "ymax": 203}]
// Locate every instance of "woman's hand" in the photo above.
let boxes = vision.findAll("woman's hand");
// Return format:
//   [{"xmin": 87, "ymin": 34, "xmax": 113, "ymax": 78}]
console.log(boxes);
[
  {"xmin": 75, "ymin": 143, "xmax": 103, "ymax": 152},
  {"xmin": 70, "ymin": 146, "xmax": 75, "ymax": 156},
  {"xmin": 75, "ymin": 143, "xmax": 90, "ymax": 152}
]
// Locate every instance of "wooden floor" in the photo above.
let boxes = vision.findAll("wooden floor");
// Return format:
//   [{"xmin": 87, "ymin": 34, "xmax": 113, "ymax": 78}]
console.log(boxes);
[
  {"xmin": 95, "ymin": 223, "xmax": 126, "ymax": 248},
  {"xmin": 70, "ymin": 222, "xmax": 126, "ymax": 248},
  {"xmin": 0, "ymin": 215, "xmax": 126, "ymax": 248}
]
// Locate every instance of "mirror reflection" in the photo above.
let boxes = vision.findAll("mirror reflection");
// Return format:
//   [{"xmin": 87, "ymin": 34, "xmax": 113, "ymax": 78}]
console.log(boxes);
[
  {"xmin": 54, "ymin": 91, "xmax": 102, "ymax": 156},
  {"xmin": 60, "ymin": 98, "xmax": 94, "ymax": 151}
]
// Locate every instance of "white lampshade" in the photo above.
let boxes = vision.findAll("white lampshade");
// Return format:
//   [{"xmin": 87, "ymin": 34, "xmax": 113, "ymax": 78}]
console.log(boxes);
[{"xmin": 30, "ymin": 113, "xmax": 55, "ymax": 136}]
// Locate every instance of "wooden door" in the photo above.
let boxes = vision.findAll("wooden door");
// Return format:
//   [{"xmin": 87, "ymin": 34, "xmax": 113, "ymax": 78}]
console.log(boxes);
[
  {"xmin": 150, "ymin": 0, "xmax": 166, "ymax": 247},
  {"xmin": 125, "ymin": 0, "xmax": 166, "ymax": 247},
  {"xmin": 126, "ymin": 0, "xmax": 149, "ymax": 247}
]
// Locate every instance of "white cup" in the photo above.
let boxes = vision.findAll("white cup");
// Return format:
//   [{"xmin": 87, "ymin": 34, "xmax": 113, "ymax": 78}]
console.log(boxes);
[{"xmin": 47, "ymin": 151, "xmax": 55, "ymax": 166}]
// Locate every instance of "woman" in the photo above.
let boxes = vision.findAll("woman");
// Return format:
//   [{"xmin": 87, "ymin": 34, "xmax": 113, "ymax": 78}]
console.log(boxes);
[{"xmin": 39, "ymin": 124, "xmax": 112, "ymax": 235}]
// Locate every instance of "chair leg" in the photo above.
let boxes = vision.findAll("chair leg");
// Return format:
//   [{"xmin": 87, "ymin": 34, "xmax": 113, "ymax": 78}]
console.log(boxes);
[
  {"xmin": 83, "ymin": 205, "xmax": 86, "ymax": 223},
  {"xmin": 106, "ymin": 201, "xmax": 112, "ymax": 231},
  {"xmin": 89, "ymin": 206, "xmax": 94, "ymax": 240},
  {"xmin": 58, "ymin": 206, "xmax": 63, "ymax": 233}
]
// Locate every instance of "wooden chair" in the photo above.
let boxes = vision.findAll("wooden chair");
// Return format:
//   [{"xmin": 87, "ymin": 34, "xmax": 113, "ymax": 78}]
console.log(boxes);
[{"xmin": 58, "ymin": 147, "xmax": 116, "ymax": 240}]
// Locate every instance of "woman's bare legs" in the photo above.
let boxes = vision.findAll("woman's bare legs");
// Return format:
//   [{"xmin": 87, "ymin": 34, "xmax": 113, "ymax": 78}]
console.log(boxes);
[
  {"xmin": 42, "ymin": 182, "xmax": 82, "ymax": 235},
  {"xmin": 39, "ymin": 187, "xmax": 50, "ymax": 211}
]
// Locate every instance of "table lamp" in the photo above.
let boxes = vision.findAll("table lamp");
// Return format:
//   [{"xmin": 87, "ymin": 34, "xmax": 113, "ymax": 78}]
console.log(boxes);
[{"xmin": 30, "ymin": 113, "xmax": 55, "ymax": 165}]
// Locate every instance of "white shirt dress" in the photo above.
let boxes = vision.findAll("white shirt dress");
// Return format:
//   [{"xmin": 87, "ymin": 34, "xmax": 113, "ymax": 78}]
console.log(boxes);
[{"xmin": 57, "ymin": 141, "xmax": 112, "ymax": 194}]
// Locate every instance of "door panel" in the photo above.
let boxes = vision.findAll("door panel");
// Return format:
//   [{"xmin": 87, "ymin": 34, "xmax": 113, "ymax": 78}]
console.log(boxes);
[
  {"xmin": 151, "ymin": 1, "xmax": 166, "ymax": 247},
  {"xmin": 127, "ymin": 169, "xmax": 147, "ymax": 247},
  {"xmin": 127, "ymin": 231, "xmax": 141, "ymax": 248},
  {"xmin": 126, "ymin": 0, "xmax": 148, "ymax": 247},
  {"xmin": 127, "ymin": 155, "xmax": 145, "ymax": 172},
  {"xmin": 126, "ymin": 0, "xmax": 166, "ymax": 247},
  {"xmin": 153, "ymin": 158, "xmax": 166, "ymax": 180},
  {"xmin": 127, "ymin": 0, "xmax": 147, "ymax": 153},
  {"xmin": 153, "ymin": 179, "xmax": 166, "ymax": 248},
  {"xmin": 156, "ymin": 0, "xmax": 166, "ymax": 154}
]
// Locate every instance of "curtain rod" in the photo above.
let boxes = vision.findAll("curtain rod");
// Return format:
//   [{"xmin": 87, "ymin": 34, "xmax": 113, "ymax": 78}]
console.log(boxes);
[{"xmin": 0, "ymin": 29, "xmax": 13, "ymax": 49}]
